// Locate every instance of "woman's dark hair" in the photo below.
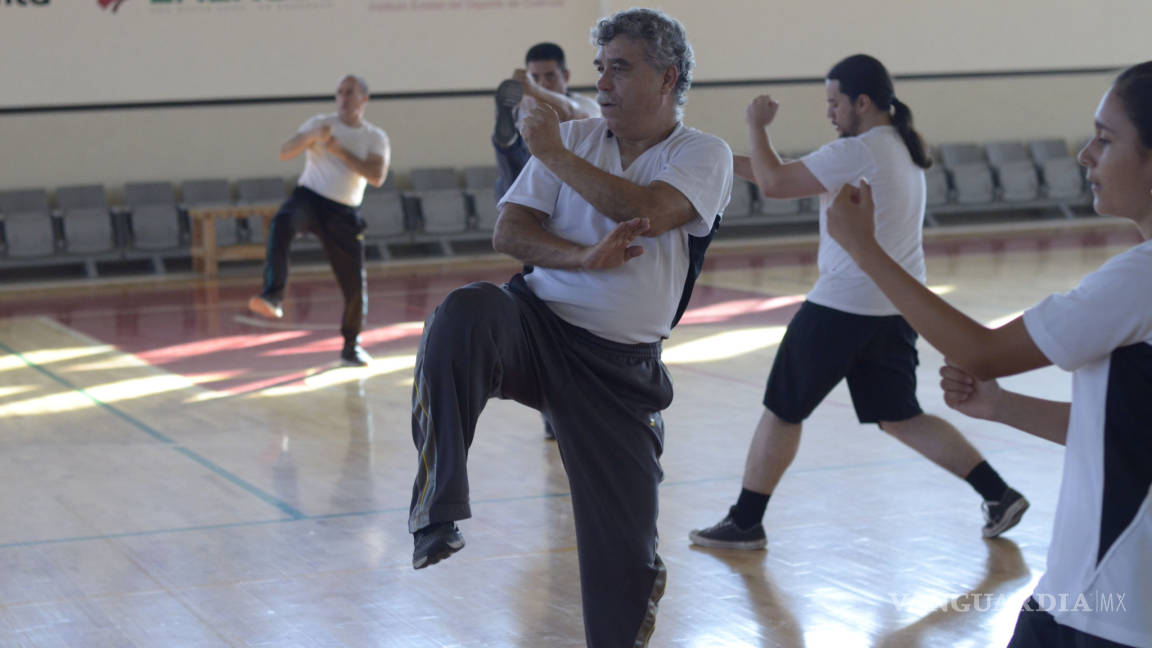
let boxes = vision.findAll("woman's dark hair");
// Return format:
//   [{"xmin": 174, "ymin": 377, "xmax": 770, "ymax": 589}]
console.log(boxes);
[
  {"xmin": 1113, "ymin": 61, "xmax": 1152, "ymax": 149},
  {"xmin": 827, "ymin": 54, "xmax": 932, "ymax": 169}
]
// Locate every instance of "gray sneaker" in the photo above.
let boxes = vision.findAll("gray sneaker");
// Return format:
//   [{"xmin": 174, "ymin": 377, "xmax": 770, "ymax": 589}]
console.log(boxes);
[
  {"xmin": 982, "ymin": 487, "xmax": 1029, "ymax": 538},
  {"xmin": 494, "ymin": 79, "xmax": 523, "ymax": 146},
  {"xmin": 413, "ymin": 521, "xmax": 465, "ymax": 569},
  {"xmin": 689, "ymin": 512, "xmax": 767, "ymax": 550}
]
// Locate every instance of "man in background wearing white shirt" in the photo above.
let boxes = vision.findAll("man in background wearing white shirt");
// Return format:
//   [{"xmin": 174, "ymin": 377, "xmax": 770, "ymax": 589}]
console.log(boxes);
[{"xmin": 248, "ymin": 74, "xmax": 390, "ymax": 366}]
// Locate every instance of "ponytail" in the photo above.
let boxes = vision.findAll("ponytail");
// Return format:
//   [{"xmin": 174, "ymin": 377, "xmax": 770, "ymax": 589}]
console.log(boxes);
[
  {"xmin": 828, "ymin": 54, "xmax": 933, "ymax": 169},
  {"xmin": 890, "ymin": 97, "xmax": 933, "ymax": 169}
]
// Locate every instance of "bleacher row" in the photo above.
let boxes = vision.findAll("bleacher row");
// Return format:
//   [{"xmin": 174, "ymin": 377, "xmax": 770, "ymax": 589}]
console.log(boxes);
[
  {"xmin": 0, "ymin": 137, "xmax": 1092, "ymax": 279},
  {"xmin": 0, "ymin": 167, "xmax": 502, "ymax": 278},
  {"xmin": 724, "ymin": 137, "xmax": 1092, "ymax": 227}
]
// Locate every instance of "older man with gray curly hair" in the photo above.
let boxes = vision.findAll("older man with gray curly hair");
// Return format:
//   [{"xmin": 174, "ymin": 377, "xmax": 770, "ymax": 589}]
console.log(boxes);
[{"xmin": 407, "ymin": 8, "xmax": 732, "ymax": 646}]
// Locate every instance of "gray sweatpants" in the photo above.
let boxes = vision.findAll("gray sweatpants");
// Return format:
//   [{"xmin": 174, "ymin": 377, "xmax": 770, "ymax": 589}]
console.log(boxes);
[{"xmin": 409, "ymin": 274, "xmax": 672, "ymax": 648}]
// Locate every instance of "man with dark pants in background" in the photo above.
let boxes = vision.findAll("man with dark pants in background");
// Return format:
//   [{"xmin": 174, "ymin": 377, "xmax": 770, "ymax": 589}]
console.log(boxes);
[{"xmin": 248, "ymin": 74, "xmax": 390, "ymax": 366}]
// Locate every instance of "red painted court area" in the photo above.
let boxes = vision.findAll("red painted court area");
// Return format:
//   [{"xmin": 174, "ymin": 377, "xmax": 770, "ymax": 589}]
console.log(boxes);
[
  {"xmin": 0, "ymin": 226, "xmax": 1138, "ymax": 396},
  {"xmin": 0, "ymin": 263, "xmax": 800, "ymax": 395}
]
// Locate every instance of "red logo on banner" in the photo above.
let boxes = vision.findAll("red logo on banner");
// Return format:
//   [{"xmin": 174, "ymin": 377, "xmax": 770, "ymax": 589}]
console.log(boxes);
[{"xmin": 98, "ymin": 0, "xmax": 125, "ymax": 11}]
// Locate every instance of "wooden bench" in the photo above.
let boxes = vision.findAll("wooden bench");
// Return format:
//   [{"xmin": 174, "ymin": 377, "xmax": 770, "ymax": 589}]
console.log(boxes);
[{"xmin": 188, "ymin": 203, "xmax": 279, "ymax": 278}]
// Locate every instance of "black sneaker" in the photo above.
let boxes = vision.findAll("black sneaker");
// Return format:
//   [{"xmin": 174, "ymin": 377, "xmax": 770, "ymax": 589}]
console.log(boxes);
[
  {"xmin": 494, "ymin": 79, "xmax": 523, "ymax": 146},
  {"xmin": 982, "ymin": 487, "xmax": 1029, "ymax": 538},
  {"xmin": 413, "ymin": 521, "xmax": 465, "ymax": 569},
  {"xmin": 688, "ymin": 511, "xmax": 767, "ymax": 550},
  {"xmin": 340, "ymin": 343, "xmax": 372, "ymax": 367}
]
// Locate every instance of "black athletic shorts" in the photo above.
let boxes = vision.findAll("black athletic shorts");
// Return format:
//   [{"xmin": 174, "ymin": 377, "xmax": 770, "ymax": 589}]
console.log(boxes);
[{"xmin": 763, "ymin": 300, "xmax": 923, "ymax": 424}]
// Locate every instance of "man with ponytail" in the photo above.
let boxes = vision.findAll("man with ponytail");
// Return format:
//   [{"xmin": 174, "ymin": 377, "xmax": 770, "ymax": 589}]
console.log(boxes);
[{"xmin": 690, "ymin": 54, "xmax": 1029, "ymax": 551}]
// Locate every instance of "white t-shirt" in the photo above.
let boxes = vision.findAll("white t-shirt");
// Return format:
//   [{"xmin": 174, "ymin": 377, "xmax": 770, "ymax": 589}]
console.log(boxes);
[
  {"xmin": 295, "ymin": 113, "xmax": 389, "ymax": 207},
  {"xmin": 1022, "ymin": 239, "xmax": 1152, "ymax": 647},
  {"xmin": 500, "ymin": 118, "xmax": 733, "ymax": 343},
  {"xmin": 801, "ymin": 125, "xmax": 927, "ymax": 315},
  {"xmin": 516, "ymin": 91, "xmax": 601, "ymax": 131}
]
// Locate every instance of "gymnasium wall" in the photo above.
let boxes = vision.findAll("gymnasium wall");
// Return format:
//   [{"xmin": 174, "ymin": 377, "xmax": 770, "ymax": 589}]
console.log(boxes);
[{"xmin": 0, "ymin": 0, "xmax": 1141, "ymax": 190}]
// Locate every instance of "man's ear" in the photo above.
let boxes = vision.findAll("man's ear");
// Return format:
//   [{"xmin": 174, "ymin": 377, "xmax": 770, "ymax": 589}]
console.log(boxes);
[{"xmin": 662, "ymin": 66, "xmax": 679, "ymax": 95}]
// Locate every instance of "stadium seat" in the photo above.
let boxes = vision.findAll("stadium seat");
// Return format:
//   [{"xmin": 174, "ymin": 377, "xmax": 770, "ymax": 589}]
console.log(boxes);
[
  {"xmin": 361, "ymin": 174, "xmax": 406, "ymax": 238},
  {"xmin": 123, "ymin": 181, "xmax": 181, "ymax": 250},
  {"xmin": 409, "ymin": 167, "xmax": 468, "ymax": 234},
  {"xmin": 463, "ymin": 165, "xmax": 500, "ymax": 230},
  {"xmin": 181, "ymin": 179, "xmax": 240, "ymax": 245},
  {"xmin": 0, "ymin": 189, "xmax": 55, "ymax": 258},
  {"xmin": 939, "ymin": 143, "xmax": 994, "ymax": 204},
  {"xmin": 56, "ymin": 184, "xmax": 116, "ymax": 254},
  {"xmin": 1029, "ymin": 138, "xmax": 1084, "ymax": 199},
  {"xmin": 985, "ymin": 141, "xmax": 1040, "ymax": 201},
  {"xmin": 925, "ymin": 164, "xmax": 950, "ymax": 206}
]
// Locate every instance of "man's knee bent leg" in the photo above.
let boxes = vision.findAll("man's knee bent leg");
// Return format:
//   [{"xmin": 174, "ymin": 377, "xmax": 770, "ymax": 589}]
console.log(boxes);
[
  {"xmin": 440, "ymin": 281, "xmax": 504, "ymax": 307},
  {"xmin": 878, "ymin": 412, "xmax": 927, "ymax": 437},
  {"xmin": 435, "ymin": 282, "xmax": 506, "ymax": 321},
  {"xmin": 421, "ymin": 283, "xmax": 510, "ymax": 351}
]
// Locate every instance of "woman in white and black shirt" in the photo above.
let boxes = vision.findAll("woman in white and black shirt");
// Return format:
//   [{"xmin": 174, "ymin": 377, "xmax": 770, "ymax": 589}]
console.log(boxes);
[{"xmin": 825, "ymin": 62, "xmax": 1152, "ymax": 648}]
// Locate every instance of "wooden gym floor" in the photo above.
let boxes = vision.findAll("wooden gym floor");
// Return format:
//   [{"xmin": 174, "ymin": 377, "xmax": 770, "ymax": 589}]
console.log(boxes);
[{"xmin": 0, "ymin": 220, "xmax": 1140, "ymax": 647}]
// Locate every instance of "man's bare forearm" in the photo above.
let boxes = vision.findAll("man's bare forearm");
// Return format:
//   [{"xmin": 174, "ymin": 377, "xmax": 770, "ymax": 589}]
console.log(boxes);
[
  {"xmin": 280, "ymin": 132, "xmax": 318, "ymax": 161},
  {"xmin": 537, "ymin": 150, "xmax": 686, "ymax": 235},
  {"xmin": 492, "ymin": 205, "xmax": 586, "ymax": 268},
  {"xmin": 543, "ymin": 151, "xmax": 646, "ymax": 218},
  {"xmin": 850, "ymin": 240, "xmax": 1048, "ymax": 379},
  {"xmin": 526, "ymin": 88, "xmax": 586, "ymax": 121},
  {"xmin": 333, "ymin": 149, "xmax": 387, "ymax": 186},
  {"xmin": 990, "ymin": 391, "xmax": 1070, "ymax": 445},
  {"xmin": 748, "ymin": 126, "xmax": 786, "ymax": 194}
]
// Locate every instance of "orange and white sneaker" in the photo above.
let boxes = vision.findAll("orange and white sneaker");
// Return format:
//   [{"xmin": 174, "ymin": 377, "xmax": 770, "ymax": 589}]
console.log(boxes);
[{"xmin": 247, "ymin": 295, "xmax": 283, "ymax": 319}]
